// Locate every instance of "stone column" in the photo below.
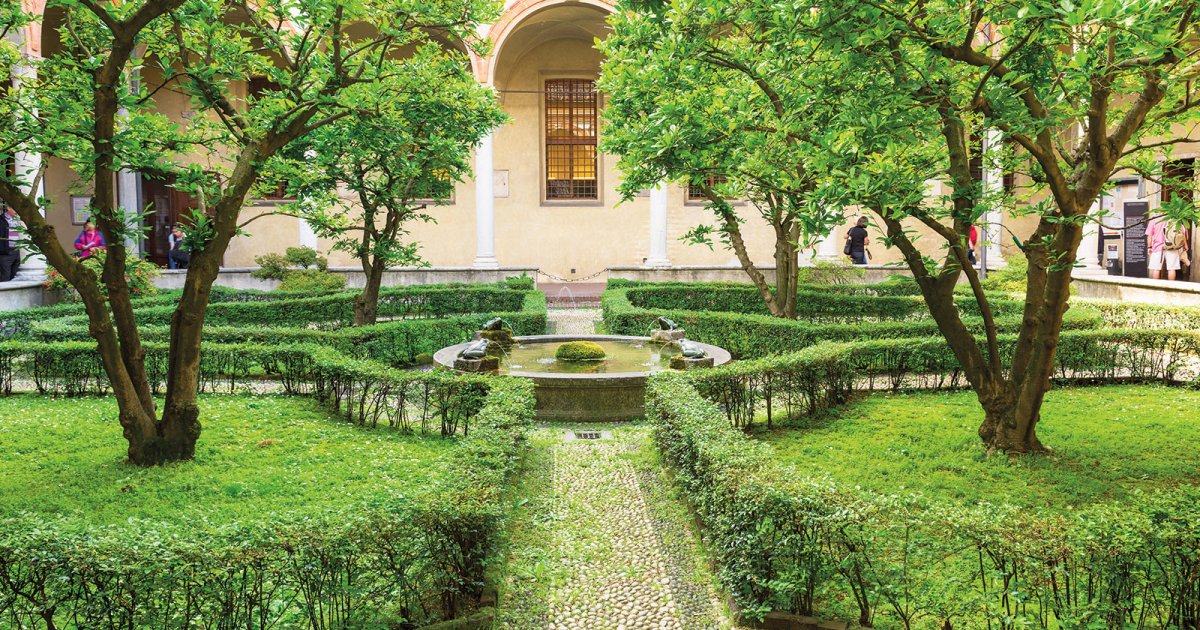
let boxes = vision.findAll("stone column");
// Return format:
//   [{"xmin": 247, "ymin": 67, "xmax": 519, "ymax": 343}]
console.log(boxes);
[
  {"xmin": 645, "ymin": 183, "xmax": 671, "ymax": 267},
  {"xmin": 814, "ymin": 227, "xmax": 841, "ymax": 262},
  {"xmin": 472, "ymin": 133, "xmax": 498, "ymax": 269},
  {"xmin": 116, "ymin": 168, "xmax": 141, "ymax": 252},
  {"xmin": 1076, "ymin": 200, "xmax": 1104, "ymax": 273},
  {"xmin": 297, "ymin": 149, "xmax": 320, "ymax": 250},
  {"xmin": 11, "ymin": 60, "xmax": 47, "ymax": 282},
  {"xmin": 981, "ymin": 129, "xmax": 1006, "ymax": 269}
]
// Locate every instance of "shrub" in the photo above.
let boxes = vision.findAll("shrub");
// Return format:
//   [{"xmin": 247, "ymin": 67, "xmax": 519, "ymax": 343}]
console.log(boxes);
[
  {"xmin": 502, "ymin": 273, "xmax": 535, "ymax": 290},
  {"xmin": 44, "ymin": 250, "xmax": 160, "ymax": 301},
  {"xmin": 252, "ymin": 247, "xmax": 329, "ymax": 282},
  {"xmin": 285, "ymin": 245, "xmax": 328, "ymax": 270},
  {"xmin": 278, "ymin": 268, "xmax": 346, "ymax": 292},
  {"xmin": 555, "ymin": 340, "xmax": 606, "ymax": 361},
  {"xmin": 978, "ymin": 254, "xmax": 1029, "ymax": 294},
  {"xmin": 250, "ymin": 252, "xmax": 290, "ymax": 280},
  {"xmin": 646, "ymin": 374, "xmax": 1200, "ymax": 628},
  {"xmin": 795, "ymin": 259, "xmax": 866, "ymax": 285},
  {"xmin": 601, "ymin": 285, "xmax": 1099, "ymax": 359}
]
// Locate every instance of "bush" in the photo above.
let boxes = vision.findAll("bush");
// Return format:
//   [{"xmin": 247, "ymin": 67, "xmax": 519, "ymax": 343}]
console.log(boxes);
[
  {"xmin": 555, "ymin": 340, "xmax": 606, "ymax": 361},
  {"xmin": 646, "ymin": 374, "xmax": 1200, "ymax": 628},
  {"xmin": 601, "ymin": 285, "xmax": 1099, "ymax": 359},
  {"xmin": 252, "ymin": 247, "xmax": 330, "ymax": 282},
  {"xmin": 978, "ymin": 254, "xmax": 1028, "ymax": 294},
  {"xmin": 44, "ymin": 250, "xmax": 160, "ymax": 301},
  {"xmin": 502, "ymin": 273, "xmax": 535, "ymax": 290},
  {"xmin": 278, "ymin": 268, "xmax": 346, "ymax": 292},
  {"xmin": 0, "ymin": 348, "xmax": 536, "ymax": 627},
  {"xmin": 285, "ymin": 245, "xmax": 328, "ymax": 270},
  {"xmin": 250, "ymin": 252, "xmax": 290, "ymax": 280},
  {"xmin": 794, "ymin": 259, "xmax": 866, "ymax": 285}
]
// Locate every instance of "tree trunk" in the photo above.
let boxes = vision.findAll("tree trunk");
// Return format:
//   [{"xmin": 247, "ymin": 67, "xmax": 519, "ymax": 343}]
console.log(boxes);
[
  {"xmin": 977, "ymin": 393, "xmax": 1050, "ymax": 454},
  {"xmin": 355, "ymin": 258, "xmax": 386, "ymax": 325}
]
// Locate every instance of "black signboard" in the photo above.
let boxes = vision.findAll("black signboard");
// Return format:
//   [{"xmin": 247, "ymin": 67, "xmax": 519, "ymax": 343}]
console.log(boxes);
[{"xmin": 1123, "ymin": 201, "xmax": 1149, "ymax": 278}]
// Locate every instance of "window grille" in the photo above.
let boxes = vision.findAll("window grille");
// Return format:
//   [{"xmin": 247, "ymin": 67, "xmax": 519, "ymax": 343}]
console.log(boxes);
[
  {"xmin": 688, "ymin": 173, "xmax": 728, "ymax": 201},
  {"xmin": 545, "ymin": 79, "xmax": 598, "ymax": 200}
]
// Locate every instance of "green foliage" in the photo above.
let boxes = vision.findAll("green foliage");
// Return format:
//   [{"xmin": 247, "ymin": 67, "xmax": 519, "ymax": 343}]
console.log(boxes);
[
  {"xmin": 250, "ymin": 253, "xmax": 290, "ymax": 281},
  {"xmin": 277, "ymin": 268, "xmax": 346, "ymax": 292},
  {"xmin": 601, "ymin": 284, "xmax": 1099, "ymax": 358},
  {"xmin": 0, "ymin": 356, "xmax": 535, "ymax": 627},
  {"xmin": 252, "ymin": 248, "xmax": 335, "ymax": 287},
  {"xmin": 44, "ymin": 250, "xmax": 160, "ymax": 301},
  {"xmin": 278, "ymin": 45, "xmax": 506, "ymax": 276},
  {"xmin": 762, "ymin": 386, "xmax": 1200, "ymax": 508},
  {"xmin": 647, "ymin": 376, "xmax": 1200, "ymax": 627},
  {"xmin": 794, "ymin": 261, "xmax": 866, "ymax": 286},
  {"xmin": 554, "ymin": 341, "xmax": 606, "ymax": 362},
  {"xmin": 978, "ymin": 255, "xmax": 1030, "ymax": 295},
  {"xmin": 284, "ymin": 246, "xmax": 328, "ymax": 271},
  {"xmin": 502, "ymin": 273, "xmax": 535, "ymax": 291}
]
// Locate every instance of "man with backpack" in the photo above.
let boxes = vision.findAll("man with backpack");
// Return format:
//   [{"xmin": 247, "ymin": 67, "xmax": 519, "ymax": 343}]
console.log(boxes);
[{"xmin": 1147, "ymin": 215, "xmax": 1190, "ymax": 281}]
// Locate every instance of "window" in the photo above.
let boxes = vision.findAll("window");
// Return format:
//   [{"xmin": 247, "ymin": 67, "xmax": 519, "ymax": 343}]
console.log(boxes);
[
  {"xmin": 688, "ymin": 173, "xmax": 728, "ymax": 201},
  {"xmin": 249, "ymin": 77, "xmax": 294, "ymax": 201},
  {"xmin": 544, "ymin": 79, "xmax": 598, "ymax": 201}
]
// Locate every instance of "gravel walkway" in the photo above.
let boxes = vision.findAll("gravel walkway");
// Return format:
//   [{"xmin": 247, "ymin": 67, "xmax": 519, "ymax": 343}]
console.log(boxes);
[{"xmin": 546, "ymin": 308, "xmax": 600, "ymax": 335}]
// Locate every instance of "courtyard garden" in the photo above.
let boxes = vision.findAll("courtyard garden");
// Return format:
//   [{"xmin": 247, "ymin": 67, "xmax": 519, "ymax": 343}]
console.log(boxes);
[
  {"xmin": 0, "ymin": 275, "xmax": 1199, "ymax": 629},
  {"xmin": 2, "ymin": 0, "xmax": 1200, "ymax": 627}
]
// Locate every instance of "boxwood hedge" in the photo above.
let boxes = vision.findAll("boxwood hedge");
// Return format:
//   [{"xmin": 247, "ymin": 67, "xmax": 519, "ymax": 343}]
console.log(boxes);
[
  {"xmin": 602, "ymin": 286, "xmax": 1102, "ymax": 358},
  {"xmin": 647, "ymin": 373, "xmax": 1200, "ymax": 628}
]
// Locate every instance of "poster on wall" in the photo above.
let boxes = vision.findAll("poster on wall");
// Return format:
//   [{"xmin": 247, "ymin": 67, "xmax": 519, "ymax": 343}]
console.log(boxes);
[
  {"xmin": 1123, "ymin": 201, "xmax": 1149, "ymax": 278},
  {"xmin": 70, "ymin": 196, "xmax": 92, "ymax": 225}
]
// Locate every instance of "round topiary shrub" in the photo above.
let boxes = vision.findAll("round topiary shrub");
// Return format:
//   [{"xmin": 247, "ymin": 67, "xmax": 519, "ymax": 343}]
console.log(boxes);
[{"xmin": 555, "ymin": 341, "xmax": 606, "ymax": 362}]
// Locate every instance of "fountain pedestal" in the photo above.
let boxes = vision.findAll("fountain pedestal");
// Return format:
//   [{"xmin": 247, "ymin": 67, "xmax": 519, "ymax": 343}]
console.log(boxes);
[
  {"xmin": 670, "ymin": 356, "xmax": 715, "ymax": 370},
  {"xmin": 454, "ymin": 357, "xmax": 499, "ymax": 372},
  {"xmin": 651, "ymin": 329, "xmax": 685, "ymax": 343}
]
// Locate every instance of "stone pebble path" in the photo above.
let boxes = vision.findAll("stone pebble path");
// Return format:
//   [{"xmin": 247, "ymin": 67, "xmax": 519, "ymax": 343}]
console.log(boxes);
[{"xmin": 548, "ymin": 437, "xmax": 684, "ymax": 630}]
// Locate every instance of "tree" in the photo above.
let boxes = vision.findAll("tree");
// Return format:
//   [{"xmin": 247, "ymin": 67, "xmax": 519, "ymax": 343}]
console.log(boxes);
[
  {"xmin": 812, "ymin": 0, "xmax": 1200, "ymax": 452},
  {"xmin": 0, "ymin": 0, "xmax": 498, "ymax": 464},
  {"xmin": 277, "ymin": 44, "xmax": 505, "ymax": 325},
  {"xmin": 599, "ymin": 2, "xmax": 847, "ymax": 318},
  {"xmin": 603, "ymin": 0, "xmax": 1200, "ymax": 453}
]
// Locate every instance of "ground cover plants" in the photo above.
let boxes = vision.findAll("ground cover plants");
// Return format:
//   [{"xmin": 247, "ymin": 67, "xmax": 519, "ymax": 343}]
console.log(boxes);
[
  {"xmin": 0, "ymin": 281, "xmax": 542, "ymax": 628},
  {"xmin": 624, "ymin": 279, "xmax": 1200, "ymax": 628}
]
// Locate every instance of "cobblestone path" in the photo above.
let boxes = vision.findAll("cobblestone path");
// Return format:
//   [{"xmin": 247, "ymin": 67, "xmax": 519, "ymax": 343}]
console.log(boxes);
[{"xmin": 496, "ymin": 426, "xmax": 728, "ymax": 630}]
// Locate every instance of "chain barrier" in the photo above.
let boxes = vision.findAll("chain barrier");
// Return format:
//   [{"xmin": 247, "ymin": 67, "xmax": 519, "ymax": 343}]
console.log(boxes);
[{"xmin": 535, "ymin": 268, "xmax": 609, "ymax": 283}]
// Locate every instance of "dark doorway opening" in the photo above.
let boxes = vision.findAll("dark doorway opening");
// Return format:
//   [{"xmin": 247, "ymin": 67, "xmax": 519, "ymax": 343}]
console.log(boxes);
[{"xmin": 141, "ymin": 176, "xmax": 200, "ymax": 267}]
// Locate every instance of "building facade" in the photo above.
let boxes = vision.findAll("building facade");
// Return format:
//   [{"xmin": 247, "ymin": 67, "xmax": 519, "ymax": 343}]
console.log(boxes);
[{"xmin": 7, "ymin": 0, "xmax": 1196, "ymax": 282}]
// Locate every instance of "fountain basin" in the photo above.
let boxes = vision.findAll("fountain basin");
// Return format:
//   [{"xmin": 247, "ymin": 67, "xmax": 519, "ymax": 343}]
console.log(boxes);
[{"xmin": 433, "ymin": 335, "xmax": 732, "ymax": 420}]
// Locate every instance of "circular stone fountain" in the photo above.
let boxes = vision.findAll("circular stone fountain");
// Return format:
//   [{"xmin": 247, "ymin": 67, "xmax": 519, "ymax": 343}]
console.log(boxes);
[{"xmin": 433, "ymin": 335, "xmax": 731, "ymax": 420}]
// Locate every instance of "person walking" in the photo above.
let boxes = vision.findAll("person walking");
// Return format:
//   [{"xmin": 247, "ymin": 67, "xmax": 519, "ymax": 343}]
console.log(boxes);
[
  {"xmin": 967, "ymin": 224, "xmax": 979, "ymax": 266},
  {"xmin": 845, "ymin": 216, "xmax": 870, "ymax": 265},
  {"xmin": 169, "ymin": 226, "xmax": 190, "ymax": 269},
  {"xmin": 0, "ymin": 207, "xmax": 21, "ymax": 282}
]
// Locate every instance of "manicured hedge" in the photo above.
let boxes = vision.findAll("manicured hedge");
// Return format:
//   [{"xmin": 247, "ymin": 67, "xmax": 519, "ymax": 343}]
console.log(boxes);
[
  {"xmin": 27, "ymin": 291, "xmax": 546, "ymax": 368},
  {"xmin": 602, "ymin": 287, "xmax": 1102, "ymax": 359},
  {"xmin": 1, "ymin": 282, "xmax": 544, "ymax": 340},
  {"xmin": 622, "ymin": 284, "xmax": 1026, "ymax": 322},
  {"xmin": 682, "ymin": 329, "xmax": 1200, "ymax": 428},
  {"xmin": 606, "ymin": 275, "xmax": 924, "ymax": 296},
  {"xmin": 646, "ymin": 374, "xmax": 1200, "ymax": 628},
  {"xmin": 0, "ymin": 375, "xmax": 533, "ymax": 628}
]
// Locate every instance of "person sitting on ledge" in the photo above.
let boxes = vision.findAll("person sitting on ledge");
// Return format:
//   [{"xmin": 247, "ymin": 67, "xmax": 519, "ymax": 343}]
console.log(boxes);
[{"xmin": 73, "ymin": 220, "xmax": 107, "ymax": 259}]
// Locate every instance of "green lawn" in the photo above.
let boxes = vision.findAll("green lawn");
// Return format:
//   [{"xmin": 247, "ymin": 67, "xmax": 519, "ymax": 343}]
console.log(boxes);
[
  {"xmin": 0, "ymin": 394, "xmax": 454, "ymax": 525},
  {"xmin": 758, "ymin": 385, "xmax": 1200, "ymax": 509}
]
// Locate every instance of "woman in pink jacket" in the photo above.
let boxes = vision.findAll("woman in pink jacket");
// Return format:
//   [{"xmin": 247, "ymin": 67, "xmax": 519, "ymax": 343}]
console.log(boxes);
[{"xmin": 74, "ymin": 221, "xmax": 106, "ymax": 259}]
